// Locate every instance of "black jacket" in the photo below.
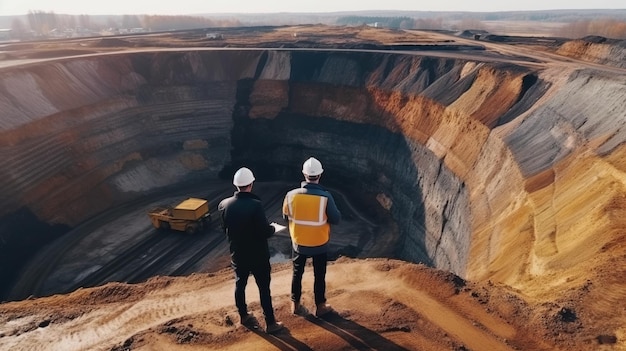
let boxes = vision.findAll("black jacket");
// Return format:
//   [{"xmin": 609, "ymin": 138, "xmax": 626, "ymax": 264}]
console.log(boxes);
[{"xmin": 218, "ymin": 191, "xmax": 275, "ymax": 265}]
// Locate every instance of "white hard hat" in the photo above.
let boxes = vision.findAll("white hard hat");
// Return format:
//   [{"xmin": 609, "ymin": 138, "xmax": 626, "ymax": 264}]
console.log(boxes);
[
  {"xmin": 302, "ymin": 157, "xmax": 324, "ymax": 176},
  {"xmin": 233, "ymin": 167, "xmax": 255, "ymax": 187}
]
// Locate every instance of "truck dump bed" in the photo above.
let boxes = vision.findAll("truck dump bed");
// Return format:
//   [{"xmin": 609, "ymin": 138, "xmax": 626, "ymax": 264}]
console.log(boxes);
[{"xmin": 171, "ymin": 198, "xmax": 209, "ymax": 220}]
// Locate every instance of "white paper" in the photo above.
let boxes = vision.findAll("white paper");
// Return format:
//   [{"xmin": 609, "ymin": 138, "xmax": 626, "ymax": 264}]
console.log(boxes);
[{"xmin": 270, "ymin": 222, "xmax": 287, "ymax": 233}]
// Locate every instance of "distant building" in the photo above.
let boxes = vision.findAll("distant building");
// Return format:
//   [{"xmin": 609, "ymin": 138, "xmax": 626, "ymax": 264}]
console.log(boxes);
[{"xmin": 205, "ymin": 33, "xmax": 223, "ymax": 40}]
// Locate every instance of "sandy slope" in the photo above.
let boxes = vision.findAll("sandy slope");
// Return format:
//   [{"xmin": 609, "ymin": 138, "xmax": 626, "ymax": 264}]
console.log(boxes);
[{"xmin": 0, "ymin": 258, "xmax": 595, "ymax": 351}]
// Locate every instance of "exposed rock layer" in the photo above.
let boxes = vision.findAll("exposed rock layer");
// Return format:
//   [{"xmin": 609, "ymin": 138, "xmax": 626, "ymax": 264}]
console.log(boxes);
[{"xmin": 1, "ymin": 46, "xmax": 625, "ymax": 324}]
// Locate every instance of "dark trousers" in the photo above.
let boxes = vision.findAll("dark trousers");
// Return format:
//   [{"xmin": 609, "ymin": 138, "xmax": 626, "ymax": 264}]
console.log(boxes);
[
  {"xmin": 291, "ymin": 251, "xmax": 328, "ymax": 305},
  {"xmin": 233, "ymin": 261, "xmax": 275, "ymax": 324}
]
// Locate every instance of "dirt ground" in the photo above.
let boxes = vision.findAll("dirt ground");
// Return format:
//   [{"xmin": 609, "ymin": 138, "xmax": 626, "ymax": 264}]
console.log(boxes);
[
  {"xmin": 1, "ymin": 25, "xmax": 625, "ymax": 351},
  {"xmin": 0, "ymin": 257, "xmax": 596, "ymax": 351}
]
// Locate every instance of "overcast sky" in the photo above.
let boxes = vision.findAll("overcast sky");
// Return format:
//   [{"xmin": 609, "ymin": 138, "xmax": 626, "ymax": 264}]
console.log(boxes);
[{"xmin": 1, "ymin": 0, "xmax": 625, "ymax": 16}]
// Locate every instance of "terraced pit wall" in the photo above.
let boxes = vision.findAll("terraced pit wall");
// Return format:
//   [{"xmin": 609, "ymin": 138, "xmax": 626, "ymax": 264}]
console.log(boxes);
[{"xmin": 1, "ymin": 49, "xmax": 625, "ymax": 303}]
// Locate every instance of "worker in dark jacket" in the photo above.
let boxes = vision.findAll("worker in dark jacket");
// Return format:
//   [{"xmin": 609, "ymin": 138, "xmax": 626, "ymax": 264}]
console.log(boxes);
[
  {"xmin": 218, "ymin": 167, "xmax": 283, "ymax": 334},
  {"xmin": 282, "ymin": 157, "xmax": 341, "ymax": 317}
]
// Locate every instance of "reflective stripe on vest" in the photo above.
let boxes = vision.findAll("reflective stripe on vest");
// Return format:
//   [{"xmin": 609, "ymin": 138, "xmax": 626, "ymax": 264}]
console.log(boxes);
[{"xmin": 287, "ymin": 194, "xmax": 327, "ymax": 226}]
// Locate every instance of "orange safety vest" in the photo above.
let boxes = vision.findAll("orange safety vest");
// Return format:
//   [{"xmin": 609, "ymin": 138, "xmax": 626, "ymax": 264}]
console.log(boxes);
[{"xmin": 283, "ymin": 192, "xmax": 330, "ymax": 247}]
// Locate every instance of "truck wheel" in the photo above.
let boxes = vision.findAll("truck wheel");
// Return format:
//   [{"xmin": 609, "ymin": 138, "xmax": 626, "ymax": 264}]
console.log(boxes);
[
  {"xmin": 185, "ymin": 224, "xmax": 197, "ymax": 235},
  {"xmin": 159, "ymin": 221, "xmax": 170, "ymax": 230}
]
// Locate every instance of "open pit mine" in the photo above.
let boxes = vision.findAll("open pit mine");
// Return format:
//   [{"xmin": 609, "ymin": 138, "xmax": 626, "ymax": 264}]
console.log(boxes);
[{"xmin": 0, "ymin": 27, "xmax": 625, "ymax": 350}]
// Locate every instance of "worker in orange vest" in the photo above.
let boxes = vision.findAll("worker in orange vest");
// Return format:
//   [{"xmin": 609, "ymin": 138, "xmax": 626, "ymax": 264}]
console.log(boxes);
[{"xmin": 282, "ymin": 157, "xmax": 342, "ymax": 317}]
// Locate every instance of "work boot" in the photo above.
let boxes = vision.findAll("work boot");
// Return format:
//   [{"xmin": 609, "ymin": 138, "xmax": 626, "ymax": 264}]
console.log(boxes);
[
  {"xmin": 239, "ymin": 312, "xmax": 254, "ymax": 326},
  {"xmin": 265, "ymin": 321, "xmax": 284, "ymax": 334},
  {"xmin": 315, "ymin": 303, "xmax": 334, "ymax": 317},
  {"xmin": 291, "ymin": 301, "xmax": 307, "ymax": 315}
]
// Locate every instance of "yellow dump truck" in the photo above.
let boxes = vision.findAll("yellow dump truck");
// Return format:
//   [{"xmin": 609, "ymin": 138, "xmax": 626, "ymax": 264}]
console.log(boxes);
[{"xmin": 148, "ymin": 197, "xmax": 211, "ymax": 234}]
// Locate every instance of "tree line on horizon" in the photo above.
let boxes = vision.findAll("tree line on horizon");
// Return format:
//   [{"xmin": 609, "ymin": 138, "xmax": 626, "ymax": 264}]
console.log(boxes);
[
  {"xmin": 336, "ymin": 15, "xmax": 626, "ymax": 39},
  {"xmin": 3, "ymin": 11, "xmax": 626, "ymax": 40},
  {"xmin": 556, "ymin": 19, "xmax": 626, "ymax": 39},
  {"xmin": 6, "ymin": 11, "xmax": 243, "ymax": 39}
]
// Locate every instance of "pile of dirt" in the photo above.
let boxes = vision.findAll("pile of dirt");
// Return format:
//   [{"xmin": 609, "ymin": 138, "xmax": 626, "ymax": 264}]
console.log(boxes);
[{"xmin": 556, "ymin": 36, "xmax": 626, "ymax": 68}]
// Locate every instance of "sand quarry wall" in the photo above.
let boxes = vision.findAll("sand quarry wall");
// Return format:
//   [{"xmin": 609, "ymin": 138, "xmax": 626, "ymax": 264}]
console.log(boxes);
[{"xmin": 1, "ymin": 49, "xmax": 626, "ymax": 300}]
